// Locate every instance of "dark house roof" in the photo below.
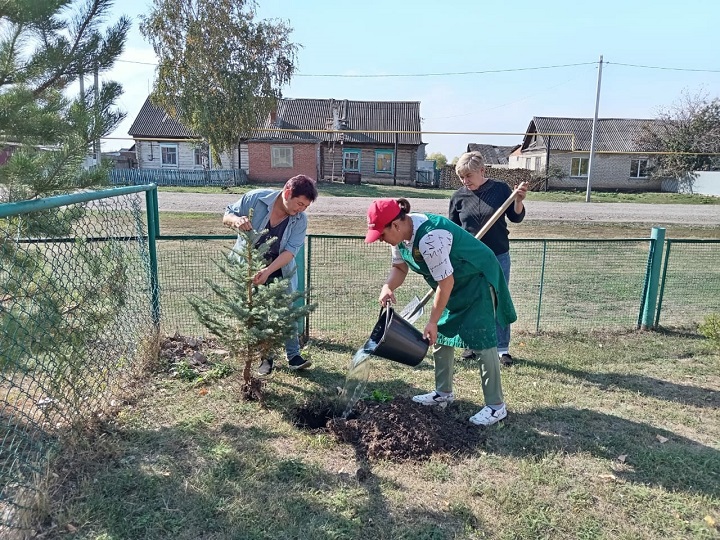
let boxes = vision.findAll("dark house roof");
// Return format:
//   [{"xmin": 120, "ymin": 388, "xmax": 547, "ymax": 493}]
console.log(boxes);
[
  {"xmin": 520, "ymin": 116, "xmax": 664, "ymax": 153},
  {"xmin": 251, "ymin": 98, "xmax": 423, "ymax": 145},
  {"xmin": 466, "ymin": 143, "xmax": 521, "ymax": 165},
  {"xmin": 128, "ymin": 97, "xmax": 198, "ymax": 139}
]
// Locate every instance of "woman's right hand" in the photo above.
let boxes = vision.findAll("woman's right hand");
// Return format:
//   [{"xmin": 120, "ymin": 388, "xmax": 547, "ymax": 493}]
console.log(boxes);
[{"xmin": 379, "ymin": 284, "xmax": 396, "ymax": 307}]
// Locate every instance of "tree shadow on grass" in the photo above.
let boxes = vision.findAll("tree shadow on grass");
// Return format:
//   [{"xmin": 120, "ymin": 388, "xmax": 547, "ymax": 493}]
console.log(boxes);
[
  {"xmin": 491, "ymin": 407, "xmax": 720, "ymax": 498},
  {"xmin": 47, "ymin": 421, "xmax": 368, "ymax": 539},
  {"xmin": 521, "ymin": 358, "xmax": 719, "ymax": 408},
  {"xmin": 46, "ymin": 417, "xmax": 474, "ymax": 540}
]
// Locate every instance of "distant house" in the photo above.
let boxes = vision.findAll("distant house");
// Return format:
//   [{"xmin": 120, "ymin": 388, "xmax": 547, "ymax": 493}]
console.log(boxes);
[
  {"xmin": 508, "ymin": 116, "xmax": 676, "ymax": 192},
  {"xmin": 101, "ymin": 146, "xmax": 137, "ymax": 169},
  {"xmin": 466, "ymin": 143, "xmax": 521, "ymax": 169},
  {"xmin": 128, "ymin": 97, "xmax": 239, "ymax": 171},
  {"xmin": 247, "ymin": 98, "xmax": 423, "ymax": 185}
]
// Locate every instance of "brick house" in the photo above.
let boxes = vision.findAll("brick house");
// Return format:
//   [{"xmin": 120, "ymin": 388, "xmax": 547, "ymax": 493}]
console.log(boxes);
[
  {"xmin": 508, "ymin": 116, "xmax": 677, "ymax": 192},
  {"xmin": 247, "ymin": 98, "xmax": 423, "ymax": 185}
]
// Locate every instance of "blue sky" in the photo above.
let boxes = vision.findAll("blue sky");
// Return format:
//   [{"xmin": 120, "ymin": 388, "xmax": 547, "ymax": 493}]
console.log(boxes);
[{"xmin": 102, "ymin": 0, "xmax": 720, "ymax": 158}]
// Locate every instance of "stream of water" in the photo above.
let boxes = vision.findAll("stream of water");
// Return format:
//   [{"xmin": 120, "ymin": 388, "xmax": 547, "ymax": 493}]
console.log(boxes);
[{"xmin": 336, "ymin": 340, "xmax": 376, "ymax": 419}]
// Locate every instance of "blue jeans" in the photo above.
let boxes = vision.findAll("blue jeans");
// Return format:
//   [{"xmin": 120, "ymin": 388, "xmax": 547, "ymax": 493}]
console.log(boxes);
[
  {"xmin": 285, "ymin": 323, "xmax": 300, "ymax": 360},
  {"xmin": 495, "ymin": 251, "xmax": 511, "ymax": 354}
]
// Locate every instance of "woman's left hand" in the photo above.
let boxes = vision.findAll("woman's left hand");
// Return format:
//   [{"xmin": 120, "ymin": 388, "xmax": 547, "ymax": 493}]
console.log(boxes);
[{"xmin": 423, "ymin": 322, "xmax": 438, "ymax": 345}]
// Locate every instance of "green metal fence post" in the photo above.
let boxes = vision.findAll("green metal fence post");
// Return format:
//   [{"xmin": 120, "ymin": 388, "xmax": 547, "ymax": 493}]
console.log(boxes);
[
  {"xmin": 535, "ymin": 240, "xmax": 547, "ymax": 332},
  {"xmin": 151, "ymin": 187, "xmax": 160, "ymax": 237},
  {"xmin": 640, "ymin": 227, "xmax": 665, "ymax": 330},
  {"xmin": 295, "ymin": 242, "xmax": 307, "ymax": 339},
  {"xmin": 305, "ymin": 236, "xmax": 314, "ymax": 341},
  {"xmin": 145, "ymin": 186, "xmax": 161, "ymax": 327}
]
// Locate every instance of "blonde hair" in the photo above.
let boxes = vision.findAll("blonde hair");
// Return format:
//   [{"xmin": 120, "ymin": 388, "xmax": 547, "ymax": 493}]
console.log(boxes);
[{"xmin": 455, "ymin": 151, "xmax": 485, "ymax": 178}]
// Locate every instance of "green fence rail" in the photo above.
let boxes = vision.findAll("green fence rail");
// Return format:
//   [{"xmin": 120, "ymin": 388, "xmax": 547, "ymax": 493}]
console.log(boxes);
[
  {"xmin": 153, "ymin": 233, "xmax": 719, "ymax": 341},
  {"xmin": 1, "ymin": 186, "xmax": 157, "ymax": 536}
]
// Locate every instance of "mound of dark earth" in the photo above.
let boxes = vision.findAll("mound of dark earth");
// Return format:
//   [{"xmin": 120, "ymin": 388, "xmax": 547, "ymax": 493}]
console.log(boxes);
[{"xmin": 293, "ymin": 398, "xmax": 487, "ymax": 462}]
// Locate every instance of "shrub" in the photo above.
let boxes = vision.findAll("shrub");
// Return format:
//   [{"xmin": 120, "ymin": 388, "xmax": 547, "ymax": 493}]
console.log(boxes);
[{"xmin": 698, "ymin": 313, "xmax": 720, "ymax": 347}]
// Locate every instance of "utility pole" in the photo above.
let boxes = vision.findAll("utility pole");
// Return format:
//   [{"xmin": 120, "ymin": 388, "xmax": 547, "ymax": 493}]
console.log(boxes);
[
  {"xmin": 585, "ymin": 55, "xmax": 603, "ymax": 202},
  {"xmin": 93, "ymin": 65, "xmax": 100, "ymax": 166}
]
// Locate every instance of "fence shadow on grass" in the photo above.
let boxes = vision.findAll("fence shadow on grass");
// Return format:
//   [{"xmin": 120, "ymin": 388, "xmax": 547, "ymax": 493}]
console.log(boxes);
[
  {"xmin": 492, "ymin": 407, "xmax": 720, "ymax": 498},
  {"xmin": 520, "ymin": 358, "xmax": 720, "ymax": 409}
]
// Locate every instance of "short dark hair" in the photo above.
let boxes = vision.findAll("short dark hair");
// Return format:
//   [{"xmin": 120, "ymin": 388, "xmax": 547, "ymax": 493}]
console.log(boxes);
[{"xmin": 285, "ymin": 174, "xmax": 318, "ymax": 202}]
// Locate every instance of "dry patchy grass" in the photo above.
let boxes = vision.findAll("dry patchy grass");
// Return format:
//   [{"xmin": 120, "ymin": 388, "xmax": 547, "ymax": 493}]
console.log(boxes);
[{"xmin": 40, "ymin": 329, "xmax": 720, "ymax": 539}]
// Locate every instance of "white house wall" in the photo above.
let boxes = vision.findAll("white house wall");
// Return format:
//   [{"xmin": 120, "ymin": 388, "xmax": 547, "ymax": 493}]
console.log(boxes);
[
  {"xmin": 508, "ymin": 151, "xmax": 545, "ymax": 171},
  {"xmin": 512, "ymin": 150, "xmax": 671, "ymax": 191},
  {"xmin": 548, "ymin": 152, "xmax": 663, "ymax": 190},
  {"xmin": 134, "ymin": 140, "xmax": 239, "ymax": 170}
]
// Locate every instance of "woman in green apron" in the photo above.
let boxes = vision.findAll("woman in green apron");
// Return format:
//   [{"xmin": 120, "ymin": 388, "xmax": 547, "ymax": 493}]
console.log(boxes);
[{"xmin": 365, "ymin": 198, "xmax": 516, "ymax": 426}]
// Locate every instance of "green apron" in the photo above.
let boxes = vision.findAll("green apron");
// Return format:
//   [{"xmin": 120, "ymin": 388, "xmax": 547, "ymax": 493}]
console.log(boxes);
[{"xmin": 397, "ymin": 214, "xmax": 516, "ymax": 350}]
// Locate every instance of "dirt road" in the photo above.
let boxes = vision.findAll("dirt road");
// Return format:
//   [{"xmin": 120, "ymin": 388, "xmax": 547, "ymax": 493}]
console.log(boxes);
[{"xmin": 157, "ymin": 192, "xmax": 720, "ymax": 225}]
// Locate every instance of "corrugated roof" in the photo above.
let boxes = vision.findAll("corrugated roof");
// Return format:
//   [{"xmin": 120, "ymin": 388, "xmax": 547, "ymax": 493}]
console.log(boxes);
[
  {"xmin": 466, "ymin": 143, "xmax": 521, "ymax": 165},
  {"xmin": 128, "ymin": 97, "xmax": 198, "ymax": 139},
  {"xmin": 251, "ymin": 98, "xmax": 423, "ymax": 145},
  {"xmin": 522, "ymin": 117, "xmax": 664, "ymax": 152}
]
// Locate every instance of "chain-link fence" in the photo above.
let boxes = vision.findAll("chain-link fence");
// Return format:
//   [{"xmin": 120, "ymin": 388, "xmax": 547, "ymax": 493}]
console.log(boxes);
[
  {"xmin": 156, "ymin": 234, "xmax": 720, "ymax": 341},
  {"xmin": 1, "ymin": 186, "xmax": 157, "ymax": 537},
  {"xmin": 156, "ymin": 236, "xmax": 237, "ymax": 336}
]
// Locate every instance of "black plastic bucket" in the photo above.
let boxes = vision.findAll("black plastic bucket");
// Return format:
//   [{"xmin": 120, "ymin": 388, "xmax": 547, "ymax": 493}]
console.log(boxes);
[{"xmin": 364, "ymin": 307, "xmax": 429, "ymax": 367}]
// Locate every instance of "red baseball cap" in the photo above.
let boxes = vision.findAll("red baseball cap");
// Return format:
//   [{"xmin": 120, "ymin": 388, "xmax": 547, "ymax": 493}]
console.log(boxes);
[{"xmin": 365, "ymin": 199, "xmax": 401, "ymax": 243}]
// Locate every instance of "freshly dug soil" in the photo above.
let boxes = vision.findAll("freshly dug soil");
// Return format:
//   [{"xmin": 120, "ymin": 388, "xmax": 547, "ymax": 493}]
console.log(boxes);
[{"xmin": 293, "ymin": 398, "xmax": 487, "ymax": 462}]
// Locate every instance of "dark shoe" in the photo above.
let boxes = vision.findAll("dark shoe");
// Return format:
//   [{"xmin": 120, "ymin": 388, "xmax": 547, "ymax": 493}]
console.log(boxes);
[
  {"xmin": 461, "ymin": 348, "xmax": 476, "ymax": 360},
  {"xmin": 288, "ymin": 355, "xmax": 312, "ymax": 370},
  {"xmin": 258, "ymin": 357, "xmax": 274, "ymax": 376},
  {"xmin": 500, "ymin": 353, "xmax": 514, "ymax": 367}
]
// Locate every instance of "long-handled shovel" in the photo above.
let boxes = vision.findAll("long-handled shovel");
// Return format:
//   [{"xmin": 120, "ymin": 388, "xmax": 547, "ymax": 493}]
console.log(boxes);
[{"xmin": 400, "ymin": 182, "xmax": 527, "ymax": 323}]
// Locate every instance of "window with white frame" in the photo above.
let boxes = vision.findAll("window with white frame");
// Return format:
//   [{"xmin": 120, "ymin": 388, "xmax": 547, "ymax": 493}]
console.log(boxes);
[
  {"xmin": 630, "ymin": 159, "xmax": 649, "ymax": 178},
  {"xmin": 271, "ymin": 146, "xmax": 293, "ymax": 168},
  {"xmin": 570, "ymin": 157, "xmax": 589, "ymax": 177},
  {"xmin": 534, "ymin": 156, "xmax": 541, "ymax": 171},
  {"xmin": 375, "ymin": 150, "xmax": 393, "ymax": 173},
  {"xmin": 524, "ymin": 157, "xmax": 532, "ymax": 169},
  {"xmin": 193, "ymin": 148, "xmax": 204, "ymax": 167},
  {"xmin": 343, "ymin": 149, "xmax": 360, "ymax": 172},
  {"xmin": 160, "ymin": 143, "xmax": 178, "ymax": 167}
]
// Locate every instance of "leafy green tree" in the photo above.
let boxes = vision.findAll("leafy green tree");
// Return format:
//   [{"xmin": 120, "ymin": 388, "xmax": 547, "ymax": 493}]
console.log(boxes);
[
  {"xmin": 140, "ymin": 0, "xmax": 299, "ymax": 166},
  {"xmin": 426, "ymin": 151, "xmax": 448, "ymax": 169},
  {"xmin": 190, "ymin": 228, "xmax": 314, "ymax": 401},
  {"xmin": 637, "ymin": 91, "xmax": 720, "ymax": 192}
]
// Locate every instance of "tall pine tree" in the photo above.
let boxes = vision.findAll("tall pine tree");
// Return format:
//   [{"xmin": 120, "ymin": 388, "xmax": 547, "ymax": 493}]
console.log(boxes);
[
  {"xmin": 0, "ymin": 0, "xmax": 130, "ymax": 201},
  {"xmin": 0, "ymin": 1, "xmax": 132, "ymax": 408}
]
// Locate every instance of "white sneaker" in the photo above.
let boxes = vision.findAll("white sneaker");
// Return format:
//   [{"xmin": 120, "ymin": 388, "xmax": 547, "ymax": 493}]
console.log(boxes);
[
  {"xmin": 412, "ymin": 391, "xmax": 455, "ymax": 408},
  {"xmin": 469, "ymin": 404, "xmax": 507, "ymax": 426}
]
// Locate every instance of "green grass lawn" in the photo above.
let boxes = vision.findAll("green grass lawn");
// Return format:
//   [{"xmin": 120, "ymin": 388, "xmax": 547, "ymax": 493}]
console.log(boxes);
[{"xmin": 45, "ymin": 329, "xmax": 720, "ymax": 539}]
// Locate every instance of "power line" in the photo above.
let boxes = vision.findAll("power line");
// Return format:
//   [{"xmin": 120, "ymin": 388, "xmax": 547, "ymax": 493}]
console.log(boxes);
[
  {"xmin": 116, "ymin": 59, "xmax": 157, "ymax": 66},
  {"xmin": 607, "ymin": 62, "xmax": 720, "ymax": 73},
  {"xmin": 294, "ymin": 62, "xmax": 596, "ymax": 78},
  {"xmin": 113, "ymin": 58, "xmax": 720, "ymax": 76}
]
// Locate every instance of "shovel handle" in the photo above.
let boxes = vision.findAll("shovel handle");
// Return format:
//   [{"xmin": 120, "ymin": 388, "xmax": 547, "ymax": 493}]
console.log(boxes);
[{"xmin": 405, "ymin": 181, "xmax": 527, "ymax": 318}]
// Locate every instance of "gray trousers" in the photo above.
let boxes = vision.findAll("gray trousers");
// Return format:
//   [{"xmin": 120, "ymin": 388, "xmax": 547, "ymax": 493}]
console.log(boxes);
[{"xmin": 432, "ymin": 344, "xmax": 504, "ymax": 406}]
